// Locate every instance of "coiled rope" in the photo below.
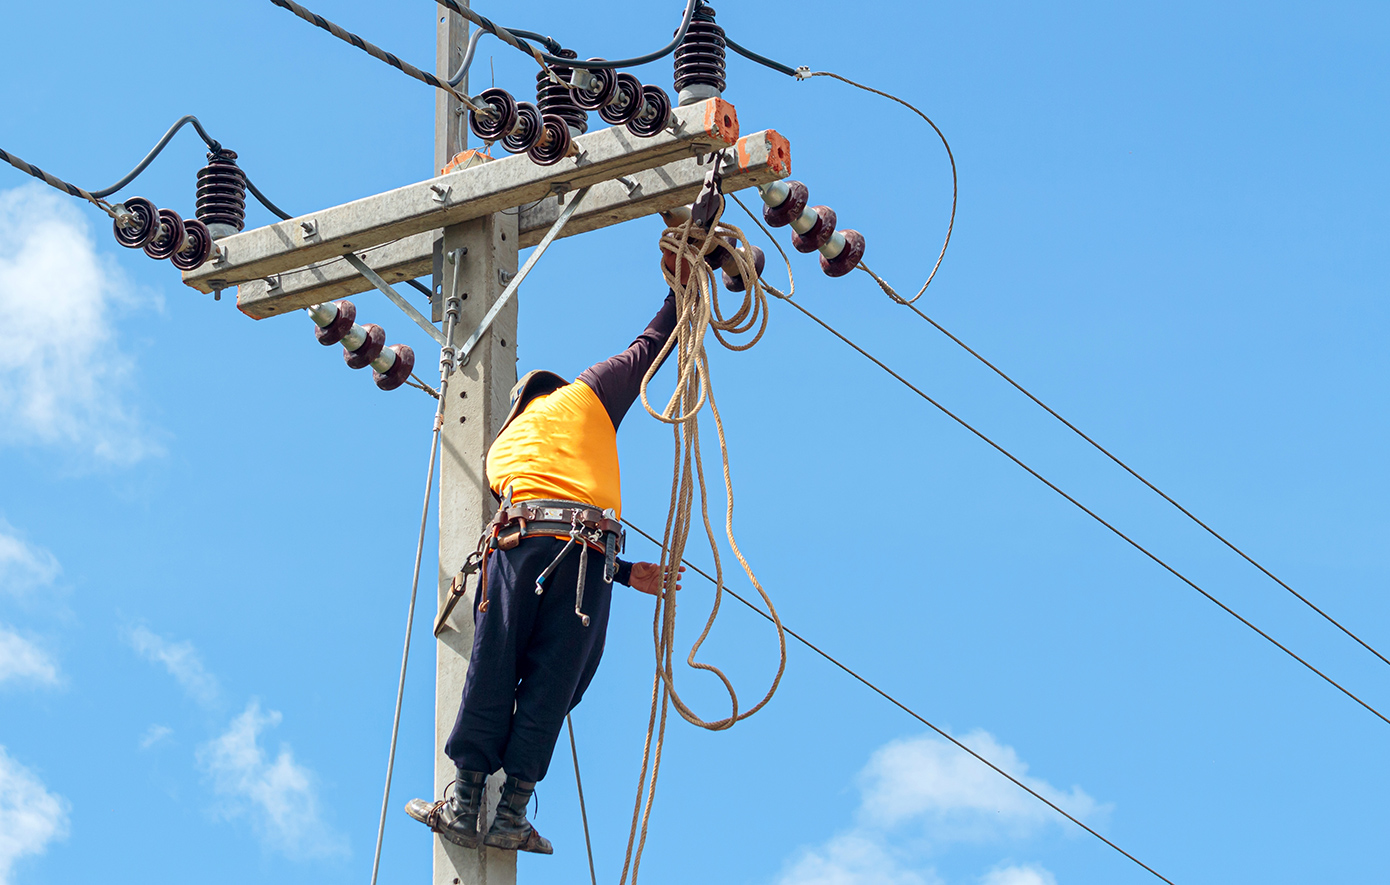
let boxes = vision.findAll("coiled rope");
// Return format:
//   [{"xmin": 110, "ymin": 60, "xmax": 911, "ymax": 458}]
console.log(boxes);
[{"xmin": 616, "ymin": 205, "xmax": 788, "ymax": 884}]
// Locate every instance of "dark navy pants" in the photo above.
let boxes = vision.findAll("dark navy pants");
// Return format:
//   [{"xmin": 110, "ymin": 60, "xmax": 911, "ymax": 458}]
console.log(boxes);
[{"xmin": 445, "ymin": 535, "xmax": 613, "ymax": 784}]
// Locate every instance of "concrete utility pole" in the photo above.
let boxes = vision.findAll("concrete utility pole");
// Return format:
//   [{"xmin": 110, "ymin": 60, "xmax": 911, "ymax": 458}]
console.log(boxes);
[
  {"xmin": 180, "ymin": 9, "xmax": 790, "ymax": 881},
  {"xmin": 431, "ymin": 5, "xmax": 520, "ymax": 883}
]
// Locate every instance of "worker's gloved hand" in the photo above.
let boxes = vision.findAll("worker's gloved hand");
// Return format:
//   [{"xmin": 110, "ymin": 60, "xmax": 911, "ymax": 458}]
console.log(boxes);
[{"xmin": 629, "ymin": 563, "xmax": 684, "ymax": 598}]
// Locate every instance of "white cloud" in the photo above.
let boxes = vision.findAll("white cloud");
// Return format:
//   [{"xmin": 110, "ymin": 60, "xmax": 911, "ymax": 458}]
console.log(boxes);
[
  {"xmin": 197, "ymin": 700, "xmax": 346, "ymax": 859},
  {"xmin": 777, "ymin": 832, "xmax": 942, "ymax": 885},
  {"xmin": 0, "ymin": 625, "xmax": 59, "ymax": 688},
  {"xmin": 776, "ymin": 730, "xmax": 1105, "ymax": 885},
  {"xmin": 0, "ymin": 746, "xmax": 69, "ymax": 884},
  {"xmin": 980, "ymin": 865, "xmax": 1057, "ymax": 885},
  {"xmin": 858, "ymin": 730, "xmax": 1105, "ymax": 841},
  {"xmin": 126, "ymin": 625, "xmax": 220, "ymax": 709},
  {"xmin": 139, "ymin": 724, "xmax": 173, "ymax": 750},
  {"xmin": 0, "ymin": 184, "xmax": 162, "ymax": 465},
  {"xmin": 0, "ymin": 521, "xmax": 60, "ymax": 597}
]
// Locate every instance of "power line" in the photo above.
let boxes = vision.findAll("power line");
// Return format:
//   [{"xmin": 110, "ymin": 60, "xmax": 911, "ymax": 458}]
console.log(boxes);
[
  {"xmin": 806, "ymin": 71, "xmax": 957, "ymax": 303},
  {"xmin": 429, "ymin": 0, "xmax": 702, "ymax": 71},
  {"xmin": 622, "ymin": 519, "xmax": 1178, "ymax": 885},
  {"xmin": 89, "ymin": 115, "xmax": 222, "ymax": 198},
  {"xmin": 4, "ymin": 116, "xmax": 290, "ymax": 222},
  {"xmin": 267, "ymin": 0, "xmax": 487, "ymax": 111},
  {"xmin": 0, "ymin": 146, "xmax": 114, "ymax": 214},
  {"xmin": 765, "ymin": 289, "xmax": 1390, "ymax": 730},
  {"xmin": 861, "ymin": 279, "xmax": 1390, "ymax": 673}
]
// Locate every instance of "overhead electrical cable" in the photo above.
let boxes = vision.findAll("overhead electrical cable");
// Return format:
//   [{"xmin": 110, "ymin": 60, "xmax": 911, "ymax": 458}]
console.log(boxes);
[
  {"xmin": 429, "ymin": 0, "xmax": 702, "ymax": 71},
  {"xmin": 855, "ymin": 265, "xmax": 1390, "ymax": 673},
  {"xmin": 800, "ymin": 70, "xmax": 957, "ymax": 302},
  {"xmin": 3, "ymin": 116, "xmax": 288, "ymax": 221},
  {"xmin": 267, "ymin": 0, "xmax": 494, "ymax": 111},
  {"xmin": 736, "ymin": 190, "xmax": 1390, "ymax": 731},
  {"xmin": 88, "ymin": 115, "xmax": 222, "ymax": 199},
  {"xmin": 0, "ymin": 145, "xmax": 117, "ymax": 215},
  {"xmin": 772, "ymin": 289, "xmax": 1390, "ymax": 729},
  {"xmin": 622, "ymin": 520, "xmax": 1177, "ymax": 885}
]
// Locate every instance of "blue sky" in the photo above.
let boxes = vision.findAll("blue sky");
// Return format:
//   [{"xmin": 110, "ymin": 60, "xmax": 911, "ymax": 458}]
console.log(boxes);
[{"xmin": 1, "ymin": 2, "xmax": 1387, "ymax": 884}]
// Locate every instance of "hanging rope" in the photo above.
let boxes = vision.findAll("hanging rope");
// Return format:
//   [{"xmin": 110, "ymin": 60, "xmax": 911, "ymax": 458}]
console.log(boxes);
[{"xmin": 617, "ymin": 202, "xmax": 788, "ymax": 885}]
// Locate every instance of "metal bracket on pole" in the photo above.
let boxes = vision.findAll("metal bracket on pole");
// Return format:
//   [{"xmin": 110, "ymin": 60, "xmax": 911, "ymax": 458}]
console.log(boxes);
[
  {"xmin": 456, "ymin": 186, "xmax": 592, "ymax": 366},
  {"xmin": 343, "ymin": 252, "xmax": 447, "ymax": 346}
]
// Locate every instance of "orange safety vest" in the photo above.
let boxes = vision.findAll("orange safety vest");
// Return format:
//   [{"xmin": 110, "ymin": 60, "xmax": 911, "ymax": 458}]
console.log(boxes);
[{"xmin": 485, "ymin": 380, "xmax": 622, "ymax": 517}]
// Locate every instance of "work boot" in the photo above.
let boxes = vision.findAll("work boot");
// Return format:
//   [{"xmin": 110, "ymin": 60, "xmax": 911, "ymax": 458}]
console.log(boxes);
[
  {"xmin": 483, "ymin": 776, "xmax": 553, "ymax": 854},
  {"xmin": 404, "ymin": 769, "xmax": 488, "ymax": 849}
]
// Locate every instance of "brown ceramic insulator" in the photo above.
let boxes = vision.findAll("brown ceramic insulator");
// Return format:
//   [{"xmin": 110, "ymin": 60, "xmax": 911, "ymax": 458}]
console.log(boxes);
[
  {"xmin": 791, "ymin": 206, "xmax": 837, "ymax": 254},
  {"xmin": 374, "ymin": 344, "xmax": 416, "ymax": 391},
  {"xmin": 722, "ymin": 244, "xmax": 765, "ymax": 292},
  {"xmin": 315, "ymin": 300, "xmax": 356, "ymax": 346},
  {"xmin": 569, "ymin": 61, "xmax": 617, "ymax": 111},
  {"xmin": 143, "ymin": 209, "xmax": 186, "ymax": 261},
  {"xmin": 527, "ymin": 115, "xmax": 574, "ymax": 166},
  {"xmin": 820, "ymin": 230, "xmax": 865, "ymax": 278},
  {"xmin": 113, "ymin": 197, "xmax": 159, "ymax": 249},
  {"xmin": 344, "ymin": 323, "xmax": 385, "ymax": 369},
  {"xmin": 170, "ymin": 218, "xmax": 214, "ymax": 271},
  {"xmin": 625, "ymin": 85, "xmax": 671, "ymax": 138},
  {"xmin": 502, "ymin": 102, "xmax": 543, "ymax": 154},
  {"xmin": 469, "ymin": 88, "xmax": 519, "ymax": 142},
  {"xmin": 599, "ymin": 74, "xmax": 644, "ymax": 126},
  {"xmin": 762, "ymin": 180, "xmax": 807, "ymax": 228}
]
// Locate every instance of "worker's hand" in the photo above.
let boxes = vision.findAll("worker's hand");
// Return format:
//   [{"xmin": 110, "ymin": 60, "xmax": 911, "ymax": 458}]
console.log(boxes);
[{"xmin": 630, "ymin": 562, "xmax": 684, "ymax": 598}]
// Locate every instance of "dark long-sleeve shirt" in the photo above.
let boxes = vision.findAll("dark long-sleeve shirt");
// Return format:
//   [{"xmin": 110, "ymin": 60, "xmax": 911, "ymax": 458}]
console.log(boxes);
[{"xmin": 577, "ymin": 291, "xmax": 678, "ymax": 431}]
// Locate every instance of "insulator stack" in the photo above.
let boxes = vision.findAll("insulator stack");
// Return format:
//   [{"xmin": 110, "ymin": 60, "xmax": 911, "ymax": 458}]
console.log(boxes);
[
  {"xmin": 195, "ymin": 149, "xmax": 247, "ymax": 239},
  {"xmin": 307, "ymin": 300, "xmax": 416, "ymax": 391},
  {"xmin": 111, "ymin": 197, "xmax": 214, "ymax": 272},
  {"xmin": 536, "ymin": 49, "xmax": 588, "ymax": 137},
  {"xmin": 758, "ymin": 180, "xmax": 866, "ymax": 278},
  {"xmin": 673, "ymin": 4, "xmax": 727, "ymax": 106}
]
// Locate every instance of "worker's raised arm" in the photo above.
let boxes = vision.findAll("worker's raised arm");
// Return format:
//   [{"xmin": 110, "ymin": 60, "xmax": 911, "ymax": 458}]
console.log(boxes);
[{"xmin": 576, "ymin": 290, "xmax": 678, "ymax": 430}]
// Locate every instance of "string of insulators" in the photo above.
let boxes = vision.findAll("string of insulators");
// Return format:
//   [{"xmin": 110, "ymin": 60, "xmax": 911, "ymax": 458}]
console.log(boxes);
[
  {"xmin": 306, "ymin": 300, "xmax": 416, "ymax": 391},
  {"xmin": 110, "ymin": 196, "xmax": 214, "ymax": 271},
  {"xmin": 756, "ymin": 180, "xmax": 865, "ymax": 278},
  {"xmin": 468, "ymin": 54, "xmax": 671, "ymax": 165}
]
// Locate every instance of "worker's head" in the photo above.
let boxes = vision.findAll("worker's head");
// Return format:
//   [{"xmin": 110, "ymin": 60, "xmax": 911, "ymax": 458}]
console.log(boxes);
[{"xmin": 499, "ymin": 369, "xmax": 568, "ymax": 435}]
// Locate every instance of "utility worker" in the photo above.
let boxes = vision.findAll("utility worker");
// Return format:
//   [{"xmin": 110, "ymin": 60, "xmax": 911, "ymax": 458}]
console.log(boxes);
[{"xmin": 407, "ymin": 285, "xmax": 685, "ymax": 855}]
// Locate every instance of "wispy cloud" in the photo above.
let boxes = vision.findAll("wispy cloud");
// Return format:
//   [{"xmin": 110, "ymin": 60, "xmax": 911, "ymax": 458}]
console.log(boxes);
[
  {"xmin": 980, "ymin": 865, "xmax": 1057, "ymax": 885},
  {"xmin": 139, "ymin": 725, "xmax": 173, "ymax": 750},
  {"xmin": 777, "ymin": 832, "xmax": 943, "ymax": 885},
  {"xmin": 0, "ymin": 625, "xmax": 59, "ymax": 688},
  {"xmin": 197, "ymin": 700, "xmax": 347, "ymax": 859},
  {"xmin": 776, "ymin": 730, "xmax": 1102, "ymax": 885},
  {"xmin": 0, "ymin": 746, "xmax": 69, "ymax": 885},
  {"xmin": 126, "ymin": 625, "xmax": 221, "ymax": 709},
  {"xmin": 0, "ymin": 521, "xmax": 60, "ymax": 598},
  {"xmin": 0, "ymin": 184, "xmax": 162, "ymax": 465}
]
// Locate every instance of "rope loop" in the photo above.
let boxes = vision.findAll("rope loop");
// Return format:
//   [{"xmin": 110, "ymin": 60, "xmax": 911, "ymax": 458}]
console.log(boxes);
[{"xmin": 621, "ymin": 201, "xmax": 787, "ymax": 885}]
